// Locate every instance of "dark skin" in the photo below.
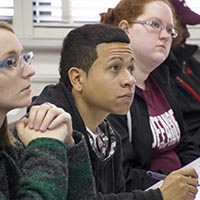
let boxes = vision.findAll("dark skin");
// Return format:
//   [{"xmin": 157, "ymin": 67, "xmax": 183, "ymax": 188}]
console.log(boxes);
[
  {"xmin": 172, "ymin": 22, "xmax": 190, "ymax": 49},
  {"xmin": 178, "ymin": 23, "xmax": 190, "ymax": 46},
  {"xmin": 70, "ymin": 42, "xmax": 136, "ymax": 132}
]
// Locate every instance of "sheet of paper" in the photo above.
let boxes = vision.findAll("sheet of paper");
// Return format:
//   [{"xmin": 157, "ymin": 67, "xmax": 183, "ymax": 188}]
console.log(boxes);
[{"xmin": 146, "ymin": 158, "xmax": 200, "ymax": 199}]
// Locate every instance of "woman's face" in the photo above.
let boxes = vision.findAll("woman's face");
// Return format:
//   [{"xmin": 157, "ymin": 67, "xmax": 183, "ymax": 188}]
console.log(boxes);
[
  {"xmin": 127, "ymin": 1, "xmax": 174, "ymax": 72},
  {"xmin": 0, "ymin": 29, "xmax": 35, "ymax": 114}
]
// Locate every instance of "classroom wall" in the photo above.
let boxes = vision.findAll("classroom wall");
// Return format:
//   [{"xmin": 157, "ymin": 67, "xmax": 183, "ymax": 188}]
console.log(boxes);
[
  {"xmin": 22, "ymin": 39, "xmax": 62, "ymax": 97},
  {"xmin": 25, "ymin": 38, "xmax": 200, "ymax": 97}
]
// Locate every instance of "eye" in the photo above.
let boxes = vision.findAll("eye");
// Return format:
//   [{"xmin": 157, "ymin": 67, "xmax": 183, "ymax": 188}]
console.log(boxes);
[
  {"xmin": 166, "ymin": 26, "xmax": 172, "ymax": 34},
  {"xmin": 111, "ymin": 65, "xmax": 119, "ymax": 71},
  {"xmin": 149, "ymin": 20, "xmax": 161, "ymax": 30},
  {"xmin": 23, "ymin": 54, "xmax": 28, "ymax": 63},
  {"xmin": 128, "ymin": 65, "xmax": 135, "ymax": 75},
  {"xmin": 19, "ymin": 52, "xmax": 34, "ymax": 66},
  {"xmin": 9, "ymin": 58, "xmax": 18, "ymax": 68},
  {"xmin": 167, "ymin": 26, "xmax": 176, "ymax": 35},
  {"xmin": 3, "ymin": 58, "xmax": 17, "ymax": 68},
  {"xmin": 23, "ymin": 53, "xmax": 33, "ymax": 64}
]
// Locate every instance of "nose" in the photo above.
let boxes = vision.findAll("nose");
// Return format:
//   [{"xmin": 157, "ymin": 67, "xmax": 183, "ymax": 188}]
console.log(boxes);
[
  {"xmin": 121, "ymin": 70, "xmax": 136, "ymax": 89},
  {"xmin": 22, "ymin": 62, "xmax": 36, "ymax": 78}
]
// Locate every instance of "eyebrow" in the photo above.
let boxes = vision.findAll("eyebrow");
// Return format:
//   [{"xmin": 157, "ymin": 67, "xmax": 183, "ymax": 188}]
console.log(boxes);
[
  {"xmin": 2, "ymin": 50, "xmax": 22, "ymax": 60},
  {"xmin": 7, "ymin": 50, "xmax": 21, "ymax": 56},
  {"xmin": 6, "ymin": 48, "xmax": 24, "ymax": 56},
  {"xmin": 107, "ymin": 55, "xmax": 135, "ymax": 64},
  {"xmin": 109, "ymin": 56, "xmax": 123, "ymax": 62},
  {"xmin": 152, "ymin": 17, "xmax": 174, "ymax": 26}
]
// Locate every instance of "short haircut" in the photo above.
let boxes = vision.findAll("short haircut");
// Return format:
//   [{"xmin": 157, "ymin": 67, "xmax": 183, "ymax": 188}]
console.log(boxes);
[{"xmin": 59, "ymin": 23, "xmax": 130, "ymax": 90}]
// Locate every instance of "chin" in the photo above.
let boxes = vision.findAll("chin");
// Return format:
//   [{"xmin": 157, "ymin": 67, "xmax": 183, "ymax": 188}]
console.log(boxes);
[
  {"xmin": 154, "ymin": 57, "xmax": 167, "ymax": 67},
  {"xmin": 17, "ymin": 99, "xmax": 32, "ymax": 108},
  {"xmin": 113, "ymin": 108, "xmax": 130, "ymax": 115}
]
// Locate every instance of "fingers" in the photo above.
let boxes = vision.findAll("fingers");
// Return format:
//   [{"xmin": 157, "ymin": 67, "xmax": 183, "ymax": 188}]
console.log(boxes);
[
  {"xmin": 27, "ymin": 103, "xmax": 51, "ymax": 130},
  {"xmin": 16, "ymin": 120, "xmax": 27, "ymax": 143},
  {"xmin": 27, "ymin": 103, "xmax": 69, "ymax": 132},
  {"xmin": 177, "ymin": 167, "xmax": 199, "ymax": 179},
  {"xmin": 187, "ymin": 184, "xmax": 198, "ymax": 197},
  {"xmin": 17, "ymin": 103, "xmax": 74, "ymax": 146},
  {"xmin": 161, "ymin": 168, "xmax": 199, "ymax": 200},
  {"xmin": 16, "ymin": 120, "xmax": 25, "ymax": 132},
  {"xmin": 172, "ymin": 168, "xmax": 199, "ymax": 188},
  {"xmin": 48, "ymin": 112, "xmax": 72, "ymax": 132},
  {"xmin": 19, "ymin": 117, "xmax": 29, "ymax": 126},
  {"xmin": 161, "ymin": 181, "xmax": 197, "ymax": 200},
  {"xmin": 187, "ymin": 174, "xmax": 199, "ymax": 187}
]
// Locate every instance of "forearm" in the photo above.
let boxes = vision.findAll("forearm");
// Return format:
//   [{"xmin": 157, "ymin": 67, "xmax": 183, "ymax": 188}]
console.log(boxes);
[{"xmin": 17, "ymin": 138, "xmax": 68, "ymax": 200}]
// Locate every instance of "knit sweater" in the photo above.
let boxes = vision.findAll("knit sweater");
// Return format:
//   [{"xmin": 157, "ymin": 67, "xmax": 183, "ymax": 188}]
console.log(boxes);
[
  {"xmin": 0, "ymin": 119, "xmax": 96, "ymax": 200},
  {"xmin": 0, "ymin": 119, "xmax": 68, "ymax": 199}
]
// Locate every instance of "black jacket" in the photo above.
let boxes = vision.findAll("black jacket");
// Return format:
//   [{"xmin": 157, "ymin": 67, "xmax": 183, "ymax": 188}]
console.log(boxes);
[
  {"xmin": 31, "ymin": 80, "xmax": 163, "ymax": 200},
  {"xmin": 165, "ymin": 44, "xmax": 200, "ymax": 144},
  {"xmin": 109, "ymin": 64, "xmax": 200, "ymax": 191}
]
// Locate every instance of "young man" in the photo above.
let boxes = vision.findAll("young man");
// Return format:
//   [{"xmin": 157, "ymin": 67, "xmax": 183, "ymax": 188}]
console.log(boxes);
[{"xmin": 31, "ymin": 23, "xmax": 199, "ymax": 200}]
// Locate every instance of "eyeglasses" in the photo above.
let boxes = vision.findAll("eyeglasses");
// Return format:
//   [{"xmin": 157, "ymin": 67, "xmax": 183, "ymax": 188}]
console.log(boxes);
[
  {"xmin": 0, "ymin": 51, "xmax": 34, "ymax": 68},
  {"xmin": 130, "ymin": 19, "xmax": 178, "ymax": 38}
]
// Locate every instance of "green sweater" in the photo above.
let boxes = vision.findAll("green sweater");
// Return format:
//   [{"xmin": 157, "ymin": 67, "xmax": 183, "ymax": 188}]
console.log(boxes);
[{"xmin": 0, "ymin": 121, "xmax": 96, "ymax": 199}]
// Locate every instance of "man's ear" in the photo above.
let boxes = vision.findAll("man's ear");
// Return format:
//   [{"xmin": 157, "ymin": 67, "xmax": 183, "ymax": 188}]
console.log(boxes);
[
  {"xmin": 68, "ymin": 67, "xmax": 85, "ymax": 92},
  {"xmin": 118, "ymin": 20, "xmax": 130, "ymax": 35}
]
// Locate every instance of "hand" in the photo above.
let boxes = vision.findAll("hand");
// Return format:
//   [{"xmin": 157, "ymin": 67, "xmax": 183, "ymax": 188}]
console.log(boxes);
[
  {"xmin": 16, "ymin": 103, "xmax": 74, "ymax": 146},
  {"xmin": 160, "ymin": 167, "xmax": 199, "ymax": 200}
]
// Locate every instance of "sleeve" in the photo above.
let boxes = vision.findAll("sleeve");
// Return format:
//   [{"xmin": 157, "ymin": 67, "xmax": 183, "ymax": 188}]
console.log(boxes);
[
  {"xmin": 17, "ymin": 138, "xmax": 68, "ymax": 200},
  {"xmin": 66, "ymin": 131, "xmax": 97, "ymax": 200}
]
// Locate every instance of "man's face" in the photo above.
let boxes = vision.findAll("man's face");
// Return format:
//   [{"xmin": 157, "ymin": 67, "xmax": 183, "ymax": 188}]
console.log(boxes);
[{"xmin": 78, "ymin": 42, "xmax": 136, "ymax": 116}]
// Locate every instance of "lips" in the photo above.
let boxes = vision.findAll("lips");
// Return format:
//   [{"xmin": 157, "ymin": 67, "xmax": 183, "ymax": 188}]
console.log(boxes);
[
  {"xmin": 21, "ymin": 85, "xmax": 31, "ymax": 92},
  {"xmin": 157, "ymin": 44, "xmax": 166, "ymax": 50},
  {"xmin": 119, "ymin": 93, "xmax": 134, "ymax": 99}
]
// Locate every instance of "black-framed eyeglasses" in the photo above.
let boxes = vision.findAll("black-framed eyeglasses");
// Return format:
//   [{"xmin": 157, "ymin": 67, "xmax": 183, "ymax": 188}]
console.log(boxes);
[
  {"xmin": 130, "ymin": 19, "xmax": 178, "ymax": 38},
  {"xmin": 0, "ymin": 51, "xmax": 34, "ymax": 68}
]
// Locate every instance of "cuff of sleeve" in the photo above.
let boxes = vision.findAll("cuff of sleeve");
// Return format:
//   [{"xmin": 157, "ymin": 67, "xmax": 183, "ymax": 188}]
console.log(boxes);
[
  {"xmin": 28, "ymin": 137, "xmax": 66, "ymax": 149},
  {"xmin": 27, "ymin": 138, "xmax": 67, "ymax": 161}
]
